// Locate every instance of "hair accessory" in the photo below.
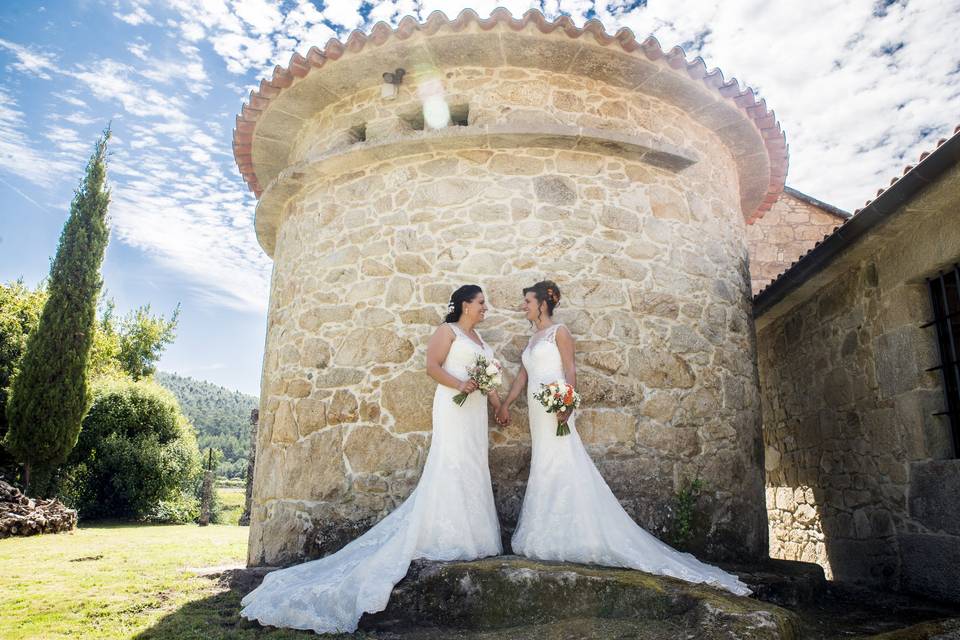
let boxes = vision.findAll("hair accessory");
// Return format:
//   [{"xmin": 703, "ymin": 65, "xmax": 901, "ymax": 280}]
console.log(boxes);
[{"xmin": 447, "ymin": 300, "xmax": 455, "ymax": 312}]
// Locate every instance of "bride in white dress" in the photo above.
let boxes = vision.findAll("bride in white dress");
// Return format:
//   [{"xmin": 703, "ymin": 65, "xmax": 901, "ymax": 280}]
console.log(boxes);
[
  {"xmin": 496, "ymin": 280, "xmax": 750, "ymax": 596},
  {"xmin": 240, "ymin": 285, "xmax": 503, "ymax": 633}
]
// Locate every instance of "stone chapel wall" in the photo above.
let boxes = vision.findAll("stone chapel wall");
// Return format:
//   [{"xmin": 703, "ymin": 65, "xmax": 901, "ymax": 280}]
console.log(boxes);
[
  {"xmin": 756, "ymin": 162, "xmax": 960, "ymax": 601},
  {"xmin": 746, "ymin": 190, "xmax": 847, "ymax": 295},
  {"xmin": 247, "ymin": 65, "xmax": 768, "ymax": 567}
]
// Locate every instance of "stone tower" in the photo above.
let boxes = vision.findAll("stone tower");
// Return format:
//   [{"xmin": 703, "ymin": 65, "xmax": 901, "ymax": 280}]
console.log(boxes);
[{"xmin": 233, "ymin": 9, "xmax": 788, "ymax": 567}]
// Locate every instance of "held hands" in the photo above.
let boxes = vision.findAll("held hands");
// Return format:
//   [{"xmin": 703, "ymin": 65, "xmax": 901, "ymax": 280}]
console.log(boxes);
[{"xmin": 495, "ymin": 403, "xmax": 512, "ymax": 426}]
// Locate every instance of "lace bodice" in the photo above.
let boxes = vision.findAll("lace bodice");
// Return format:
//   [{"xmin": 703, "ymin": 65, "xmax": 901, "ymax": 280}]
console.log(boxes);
[
  {"xmin": 521, "ymin": 324, "xmax": 566, "ymax": 388},
  {"xmin": 444, "ymin": 323, "xmax": 493, "ymax": 381}
]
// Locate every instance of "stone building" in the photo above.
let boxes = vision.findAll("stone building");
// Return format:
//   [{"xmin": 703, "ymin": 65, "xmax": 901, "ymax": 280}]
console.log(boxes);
[
  {"xmin": 746, "ymin": 187, "xmax": 850, "ymax": 295},
  {"xmin": 755, "ymin": 125, "xmax": 960, "ymax": 602},
  {"xmin": 233, "ymin": 9, "xmax": 789, "ymax": 567}
]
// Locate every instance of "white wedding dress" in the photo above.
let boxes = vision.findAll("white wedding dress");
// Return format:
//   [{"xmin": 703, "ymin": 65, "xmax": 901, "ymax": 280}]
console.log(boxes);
[
  {"xmin": 240, "ymin": 323, "xmax": 502, "ymax": 633},
  {"xmin": 512, "ymin": 323, "xmax": 750, "ymax": 596}
]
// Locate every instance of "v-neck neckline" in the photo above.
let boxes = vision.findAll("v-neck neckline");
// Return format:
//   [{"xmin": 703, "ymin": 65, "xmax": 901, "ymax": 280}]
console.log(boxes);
[{"xmin": 452, "ymin": 323, "xmax": 485, "ymax": 350}]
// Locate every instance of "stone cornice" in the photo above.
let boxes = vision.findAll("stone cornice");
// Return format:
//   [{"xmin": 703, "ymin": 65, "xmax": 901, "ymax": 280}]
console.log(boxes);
[
  {"xmin": 255, "ymin": 123, "xmax": 700, "ymax": 256},
  {"xmin": 233, "ymin": 8, "xmax": 788, "ymax": 230}
]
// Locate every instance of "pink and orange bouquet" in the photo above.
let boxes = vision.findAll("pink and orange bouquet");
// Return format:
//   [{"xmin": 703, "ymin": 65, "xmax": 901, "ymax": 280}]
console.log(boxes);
[
  {"xmin": 452, "ymin": 354, "xmax": 503, "ymax": 406},
  {"xmin": 534, "ymin": 381, "xmax": 582, "ymax": 436}
]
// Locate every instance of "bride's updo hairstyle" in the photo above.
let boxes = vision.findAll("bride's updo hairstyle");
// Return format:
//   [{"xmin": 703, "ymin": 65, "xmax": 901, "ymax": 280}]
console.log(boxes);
[
  {"xmin": 444, "ymin": 284, "xmax": 483, "ymax": 323},
  {"xmin": 523, "ymin": 280, "xmax": 561, "ymax": 321}
]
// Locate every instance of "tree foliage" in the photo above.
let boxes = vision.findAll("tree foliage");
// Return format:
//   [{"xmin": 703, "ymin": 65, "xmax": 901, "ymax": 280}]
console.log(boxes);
[
  {"xmin": 3, "ymin": 130, "xmax": 112, "ymax": 495},
  {"xmin": 155, "ymin": 371, "xmax": 257, "ymax": 479},
  {"xmin": 0, "ymin": 280, "xmax": 47, "ymax": 452},
  {"xmin": 118, "ymin": 303, "xmax": 180, "ymax": 380},
  {"xmin": 87, "ymin": 298, "xmax": 180, "ymax": 381},
  {"xmin": 60, "ymin": 377, "xmax": 203, "ymax": 521}
]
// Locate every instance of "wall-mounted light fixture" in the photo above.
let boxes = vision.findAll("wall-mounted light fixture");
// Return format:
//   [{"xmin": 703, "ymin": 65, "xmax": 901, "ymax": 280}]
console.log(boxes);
[{"xmin": 381, "ymin": 68, "xmax": 406, "ymax": 100}]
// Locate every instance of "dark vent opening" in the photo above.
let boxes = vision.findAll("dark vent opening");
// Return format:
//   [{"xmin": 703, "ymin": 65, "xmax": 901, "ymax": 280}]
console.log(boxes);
[
  {"xmin": 349, "ymin": 123, "xmax": 367, "ymax": 143},
  {"xmin": 450, "ymin": 104, "xmax": 469, "ymax": 126}
]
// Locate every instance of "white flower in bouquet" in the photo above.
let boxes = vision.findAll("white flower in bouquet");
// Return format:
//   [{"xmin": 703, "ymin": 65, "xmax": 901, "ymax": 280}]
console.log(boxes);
[
  {"xmin": 533, "ymin": 381, "xmax": 582, "ymax": 436},
  {"xmin": 453, "ymin": 354, "xmax": 503, "ymax": 406}
]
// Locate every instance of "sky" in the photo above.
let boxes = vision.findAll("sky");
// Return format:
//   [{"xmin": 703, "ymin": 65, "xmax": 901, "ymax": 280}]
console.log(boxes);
[{"xmin": 0, "ymin": 0, "xmax": 958, "ymax": 397}]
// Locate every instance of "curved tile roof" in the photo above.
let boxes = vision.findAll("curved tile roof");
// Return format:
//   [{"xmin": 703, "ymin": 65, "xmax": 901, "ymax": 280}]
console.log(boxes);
[{"xmin": 232, "ymin": 8, "xmax": 788, "ymax": 222}]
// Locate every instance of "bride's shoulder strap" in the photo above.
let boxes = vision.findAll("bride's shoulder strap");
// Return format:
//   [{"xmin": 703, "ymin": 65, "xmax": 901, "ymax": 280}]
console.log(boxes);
[
  {"xmin": 474, "ymin": 327, "xmax": 489, "ymax": 347},
  {"xmin": 545, "ymin": 323, "xmax": 563, "ymax": 343},
  {"xmin": 445, "ymin": 322, "xmax": 463, "ymax": 339}
]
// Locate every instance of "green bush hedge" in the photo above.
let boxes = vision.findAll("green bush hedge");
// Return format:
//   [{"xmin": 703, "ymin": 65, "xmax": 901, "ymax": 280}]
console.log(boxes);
[{"xmin": 61, "ymin": 377, "xmax": 211, "ymax": 522}]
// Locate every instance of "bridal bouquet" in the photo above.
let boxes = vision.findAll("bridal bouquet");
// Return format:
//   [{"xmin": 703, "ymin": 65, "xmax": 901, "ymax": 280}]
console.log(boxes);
[
  {"xmin": 452, "ymin": 354, "xmax": 503, "ymax": 406},
  {"xmin": 534, "ymin": 382, "xmax": 582, "ymax": 436}
]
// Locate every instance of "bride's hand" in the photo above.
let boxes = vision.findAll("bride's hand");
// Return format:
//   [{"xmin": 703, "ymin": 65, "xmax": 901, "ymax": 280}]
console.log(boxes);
[
  {"xmin": 458, "ymin": 379, "xmax": 478, "ymax": 394},
  {"xmin": 557, "ymin": 408, "xmax": 573, "ymax": 424}
]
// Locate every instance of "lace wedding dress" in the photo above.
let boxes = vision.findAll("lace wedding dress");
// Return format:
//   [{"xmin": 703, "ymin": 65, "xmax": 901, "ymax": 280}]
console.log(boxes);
[
  {"xmin": 240, "ymin": 323, "xmax": 502, "ymax": 633},
  {"xmin": 512, "ymin": 323, "xmax": 750, "ymax": 596}
]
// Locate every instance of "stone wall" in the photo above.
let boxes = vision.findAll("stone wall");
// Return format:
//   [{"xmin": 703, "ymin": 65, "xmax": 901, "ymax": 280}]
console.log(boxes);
[
  {"xmin": 247, "ymin": 65, "xmax": 768, "ymax": 568},
  {"xmin": 756, "ymin": 162, "xmax": 960, "ymax": 600},
  {"xmin": 746, "ymin": 189, "xmax": 846, "ymax": 295}
]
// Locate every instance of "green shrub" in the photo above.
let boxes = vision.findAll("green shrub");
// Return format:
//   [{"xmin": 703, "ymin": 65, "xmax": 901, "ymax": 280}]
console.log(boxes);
[
  {"xmin": 61, "ymin": 378, "xmax": 202, "ymax": 520},
  {"xmin": 147, "ymin": 491, "xmax": 201, "ymax": 524},
  {"xmin": 669, "ymin": 477, "xmax": 705, "ymax": 549}
]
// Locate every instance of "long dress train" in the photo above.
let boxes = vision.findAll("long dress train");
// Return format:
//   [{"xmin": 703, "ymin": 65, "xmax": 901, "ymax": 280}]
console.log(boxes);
[
  {"xmin": 240, "ymin": 323, "xmax": 502, "ymax": 633},
  {"xmin": 511, "ymin": 323, "xmax": 750, "ymax": 596}
]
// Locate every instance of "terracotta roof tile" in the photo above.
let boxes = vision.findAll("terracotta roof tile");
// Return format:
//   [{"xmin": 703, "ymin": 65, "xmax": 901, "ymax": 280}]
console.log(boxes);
[{"xmin": 232, "ymin": 8, "xmax": 789, "ymax": 212}]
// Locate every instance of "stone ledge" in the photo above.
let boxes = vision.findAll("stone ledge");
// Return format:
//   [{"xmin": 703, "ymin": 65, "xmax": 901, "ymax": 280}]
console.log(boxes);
[
  {"xmin": 358, "ymin": 556, "xmax": 799, "ymax": 638},
  {"xmin": 229, "ymin": 557, "xmax": 960, "ymax": 638},
  {"xmin": 254, "ymin": 123, "xmax": 699, "ymax": 257}
]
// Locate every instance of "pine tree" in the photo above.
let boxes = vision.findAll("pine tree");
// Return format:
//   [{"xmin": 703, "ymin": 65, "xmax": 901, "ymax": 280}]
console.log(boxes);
[{"xmin": 3, "ymin": 128, "xmax": 112, "ymax": 495}]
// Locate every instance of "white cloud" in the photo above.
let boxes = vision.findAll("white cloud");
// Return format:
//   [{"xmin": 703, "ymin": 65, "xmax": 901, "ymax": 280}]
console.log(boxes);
[
  {"xmin": 606, "ymin": 0, "xmax": 960, "ymax": 210},
  {"xmin": 233, "ymin": 0, "xmax": 285, "ymax": 35},
  {"xmin": 68, "ymin": 58, "xmax": 191, "ymax": 120},
  {"xmin": 0, "ymin": 37, "xmax": 58, "ymax": 79},
  {"xmin": 58, "ymin": 94, "xmax": 89, "ymax": 108},
  {"xmin": 106, "ymin": 144, "xmax": 272, "ymax": 311},
  {"xmin": 0, "ymin": 89, "xmax": 80, "ymax": 188},
  {"xmin": 127, "ymin": 39, "xmax": 151, "ymax": 60},
  {"xmin": 321, "ymin": 0, "xmax": 366, "ymax": 30},
  {"xmin": 5, "ymin": 0, "xmax": 958, "ymax": 315},
  {"xmin": 113, "ymin": 0, "xmax": 157, "ymax": 26}
]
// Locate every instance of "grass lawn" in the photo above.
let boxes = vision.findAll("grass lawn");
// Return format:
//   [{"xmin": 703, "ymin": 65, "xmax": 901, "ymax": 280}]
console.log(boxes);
[
  {"xmin": 217, "ymin": 485, "xmax": 246, "ymax": 527},
  {"xmin": 0, "ymin": 490, "xmax": 351, "ymax": 639}
]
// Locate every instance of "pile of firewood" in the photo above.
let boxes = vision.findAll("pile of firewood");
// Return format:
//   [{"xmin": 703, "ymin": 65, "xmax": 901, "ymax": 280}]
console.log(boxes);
[{"xmin": 0, "ymin": 479, "xmax": 77, "ymax": 538}]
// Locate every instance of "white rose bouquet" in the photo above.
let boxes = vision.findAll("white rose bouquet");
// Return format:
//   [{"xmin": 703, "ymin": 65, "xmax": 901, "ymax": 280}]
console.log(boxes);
[
  {"xmin": 452, "ymin": 354, "xmax": 503, "ymax": 406},
  {"xmin": 533, "ymin": 381, "xmax": 582, "ymax": 436}
]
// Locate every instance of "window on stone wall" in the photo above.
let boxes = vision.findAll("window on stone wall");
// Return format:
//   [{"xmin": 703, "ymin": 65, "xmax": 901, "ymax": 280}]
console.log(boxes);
[{"xmin": 925, "ymin": 262, "xmax": 960, "ymax": 457}]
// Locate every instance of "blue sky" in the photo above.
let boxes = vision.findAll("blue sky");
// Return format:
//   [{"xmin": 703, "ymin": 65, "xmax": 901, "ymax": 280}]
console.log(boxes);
[{"xmin": 1, "ymin": 0, "xmax": 958, "ymax": 397}]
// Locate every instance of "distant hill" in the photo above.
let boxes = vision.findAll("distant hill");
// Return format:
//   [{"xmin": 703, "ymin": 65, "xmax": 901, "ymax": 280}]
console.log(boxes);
[{"xmin": 155, "ymin": 371, "xmax": 258, "ymax": 479}]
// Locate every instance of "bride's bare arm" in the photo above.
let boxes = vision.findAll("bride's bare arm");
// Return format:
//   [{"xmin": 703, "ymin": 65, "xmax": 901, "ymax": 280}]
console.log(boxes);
[
  {"xmin": 425, "ymin": 326, "xmax": 477, "ymax": 393},
  {"xmin": 502, "ymin": 365, "xmax": 528, "ymax": 407},
  {"xmin": 495, "ymin": 364, "xmax": 526, "ymax": 425},
  {"xmin": 555, "ymin": 326, "xmax": 578, "ymax": 422},
  {"xmin": 555, "ymin": 326, "xmax": 577, "ymax": 389}
]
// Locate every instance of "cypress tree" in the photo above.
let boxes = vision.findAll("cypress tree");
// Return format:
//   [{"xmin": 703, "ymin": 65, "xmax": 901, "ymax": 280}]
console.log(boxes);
[{"xmin": 3, "ymin": 128, "xmax": 112, "ymax": 495}]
